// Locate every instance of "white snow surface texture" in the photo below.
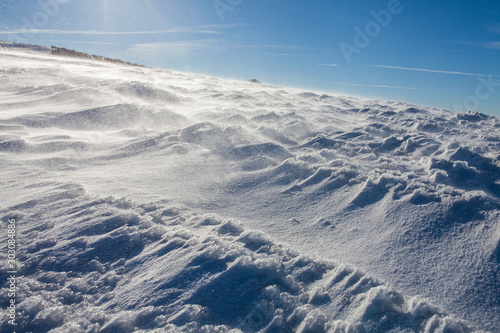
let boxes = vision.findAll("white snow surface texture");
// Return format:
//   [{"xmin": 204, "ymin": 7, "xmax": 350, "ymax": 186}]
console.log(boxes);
[{"xmin": 0, "ymin": 46, "xmax": 499, "ymax": 332}]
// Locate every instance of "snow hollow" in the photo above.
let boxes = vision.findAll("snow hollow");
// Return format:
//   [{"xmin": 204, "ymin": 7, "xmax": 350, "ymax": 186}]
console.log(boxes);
[{"xmin": 0, "ymin": 44, "xmax": 498, "ymax": 332}]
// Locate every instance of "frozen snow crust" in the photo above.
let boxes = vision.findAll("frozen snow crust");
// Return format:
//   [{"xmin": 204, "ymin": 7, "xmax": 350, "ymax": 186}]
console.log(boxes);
[{"xmin": 0, "ymin": 45, "xmax": 498, "ymax": 331}]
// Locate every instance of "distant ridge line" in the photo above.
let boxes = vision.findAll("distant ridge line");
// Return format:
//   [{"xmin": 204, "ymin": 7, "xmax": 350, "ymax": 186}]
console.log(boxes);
[
  {"xmin": 50, "ymin": 46, "xmax": 149, "ymax": 68},
  {"xmin": 0, "ymin": 40, "xmax": 150, "ymax": 69}
]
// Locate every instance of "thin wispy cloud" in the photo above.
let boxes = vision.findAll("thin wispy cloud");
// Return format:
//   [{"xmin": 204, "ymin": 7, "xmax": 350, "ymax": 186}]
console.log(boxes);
[
  {"xmin": 318, "ymin": 63, "xmax": 338, "ymax": 67},
  {"xmin": 43, "ymin": 40, "xmax": 125, "ymax": 46},
  {"xmin": 327, "ymin": 81, "xmax": 418, "ymax": 90},
  {"xmin": 364, "ymin": 64, "xmax": 490, "ymax": 77},
  {"xmin": 198, "ymin": 23, "xmax": 247, "ymax": 29},
  {"xmin": 234, "ymin": 44, "xmax": 314, "ymax": 50},
  {"xmin": 451, "ymin": 40, "xmax": 500, "ymax": 50},
  {"xmin": 0, "ymin": 26, "xmax": 235, "ymax": 36},
  {"xmin": 128, "ymin": 40, "xmax": 227, "ymax": 58},
  {"xmin": 252, "ymin": 53, "xmax": 303, "ymax": 56},
  {"xmin": 482, "ymin": 41, "xmax": 500, "ymax": 50}
]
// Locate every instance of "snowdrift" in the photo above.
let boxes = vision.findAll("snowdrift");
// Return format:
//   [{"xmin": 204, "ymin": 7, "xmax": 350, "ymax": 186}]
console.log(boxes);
[
  {"xmin": 0, "ymin": 45, "xmax": 498, "ymax": 332},
  {"xmin": 0, "ymin": 184, "xmax": 473, "ymax": 332}
]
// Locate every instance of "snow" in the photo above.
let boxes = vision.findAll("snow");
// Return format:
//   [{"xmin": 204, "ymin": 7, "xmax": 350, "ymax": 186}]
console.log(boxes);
[{"xmin": 0, "ymin": 45, "xmax": 498, "ymax": 332}]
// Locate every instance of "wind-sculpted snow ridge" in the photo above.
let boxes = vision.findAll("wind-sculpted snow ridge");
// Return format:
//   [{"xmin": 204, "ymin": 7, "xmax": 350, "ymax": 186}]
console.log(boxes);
[
  {"xmin": 0, "ymin": 184, "xmax": 475, "ymax": 332},
  {"xmin": 0, "ymin": 46, "xmax": 499, "ymax": 331}
]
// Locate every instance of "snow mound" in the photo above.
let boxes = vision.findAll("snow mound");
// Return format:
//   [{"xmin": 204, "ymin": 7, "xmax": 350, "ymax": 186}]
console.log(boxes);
[{"xmin": 0, "ymin": 184, "xmax": 475, "ymax": 332}]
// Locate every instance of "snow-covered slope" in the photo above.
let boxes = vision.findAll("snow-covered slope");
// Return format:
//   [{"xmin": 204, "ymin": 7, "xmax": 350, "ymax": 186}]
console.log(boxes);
[{"xmin": 0, "ymin": 45, "xmax": 498, "ymax": 332}]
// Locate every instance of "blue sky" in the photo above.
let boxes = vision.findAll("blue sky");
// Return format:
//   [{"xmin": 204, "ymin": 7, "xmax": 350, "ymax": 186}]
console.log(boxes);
[{"xmin": 1, "ymin": 0, "xmax": 499, "ymax": 116}]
